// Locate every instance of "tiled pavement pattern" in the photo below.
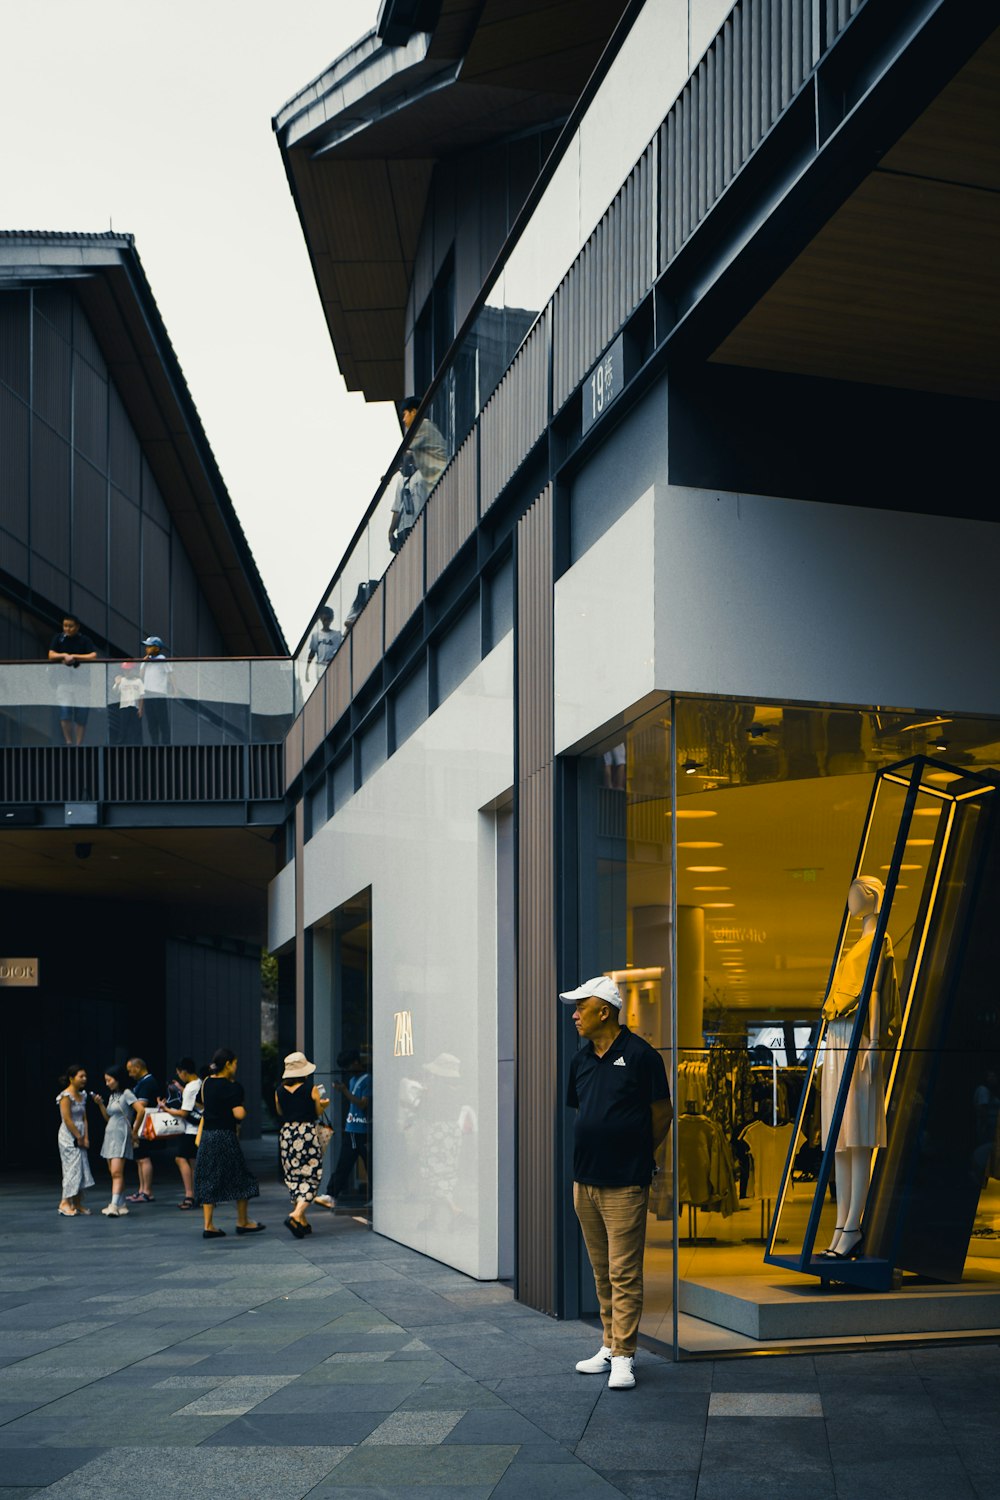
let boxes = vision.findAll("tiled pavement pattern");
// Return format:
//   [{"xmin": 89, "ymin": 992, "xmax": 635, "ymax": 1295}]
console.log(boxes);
[{"xmin": 2, "ymin": 1153, "xmax": 1000, "ymax": 1498}]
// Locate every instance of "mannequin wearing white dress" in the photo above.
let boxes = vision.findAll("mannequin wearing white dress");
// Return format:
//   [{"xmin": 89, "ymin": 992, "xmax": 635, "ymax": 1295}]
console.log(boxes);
[{"xmin": 819, "ymin": 876, "xmax": 893, "ymax": 1259}]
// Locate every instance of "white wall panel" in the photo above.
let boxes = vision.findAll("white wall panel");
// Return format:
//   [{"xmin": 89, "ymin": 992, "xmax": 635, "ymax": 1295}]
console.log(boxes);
[
  {"xmin": 556, "ymin": 477, "xmax": 1000, "ymax": 753},
  {"xmin": 295, "ymin": 634, "xmax": 514, "ymax": 1280},
  {"xmin": 653, "ymin": 485, "xmax": 1000, "ymax": 716},
  {"xmin": 555, "ymin": 490, "xmax": 657, "ymax": 755},
  {"xmin": 268, "ymin": 860, "xmax": 295, "ymax": 953}
]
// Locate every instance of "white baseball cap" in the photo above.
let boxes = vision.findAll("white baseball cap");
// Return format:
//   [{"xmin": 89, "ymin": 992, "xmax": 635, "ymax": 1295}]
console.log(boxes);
[{"xmin": 559, "ymin": 976, "xmax": 622, "ymax": 1010}]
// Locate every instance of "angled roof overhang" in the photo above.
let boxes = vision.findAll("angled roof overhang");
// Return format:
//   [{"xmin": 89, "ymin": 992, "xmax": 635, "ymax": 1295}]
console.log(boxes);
[
  {"xmin": 273, "ymin": 0, "xmax": 632, "ymax": 401},
  {"xmin": 0, "ymin": 232, "xmax": 286, "ymax": 655}
]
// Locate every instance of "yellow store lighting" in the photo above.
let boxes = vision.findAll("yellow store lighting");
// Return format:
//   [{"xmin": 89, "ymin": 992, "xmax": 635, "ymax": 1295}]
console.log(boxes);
[
  {"xmin": 677, "ymin": 841, "xmax": 723, "ymax": 849},
  {"xmin": 905, "ymin": 838, "xmax": 935, "ymax": 846},
  {"xmin": 703, "ymin": 902, "xmax": 735, "ymax": 908},
  {"xmin": 694, "ymin": 886, "xmax": 731, "ymax": 891},
  {"xmin": 687, "ymin": 865, "xmax": 726, "ymax": 872},
  {"xmin": 673, "ymin": 809, "xmax": 718, "ymax": 818},
  {"xmin": 880, "ymin": 864, "xmax": 922, "ymax": 871}
]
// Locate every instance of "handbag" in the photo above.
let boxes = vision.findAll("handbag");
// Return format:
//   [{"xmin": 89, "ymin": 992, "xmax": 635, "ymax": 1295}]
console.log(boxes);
[
  {"xmin": 139, "ymin": 1109, "xmax": 185, "ymax": 1140},
  {"xmin": 316, "ymin": 1116, "xmax": 335, "ymax": 1153}
]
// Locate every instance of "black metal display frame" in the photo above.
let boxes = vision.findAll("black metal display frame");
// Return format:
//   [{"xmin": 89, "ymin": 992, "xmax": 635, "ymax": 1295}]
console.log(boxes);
[{"xmin": 764, "ymin": 754, "xmax": 999, "ymax": 1292}]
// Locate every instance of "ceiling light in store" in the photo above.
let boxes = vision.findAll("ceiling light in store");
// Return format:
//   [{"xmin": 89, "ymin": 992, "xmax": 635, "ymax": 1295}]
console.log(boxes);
[
  {"xmin": 686, "ymin": 865, "xmax": 726, "ymax": 872},
  {"xmin": 682, "ymin": 758, "xmax": 703, "ymax": 775},
  {"xmin": 677, "ymin": 841, "xmax": 723, "ymax": 849},
  {"xmin": 703, "ymin": 902, "xmax": 735, "ymax": 908},
  {"xmin": 913, "ymin": 807, "xmax": 941, "ymax": 816},
  {"xmin": 928, "ymin": 771, "xmax": 961, "ymax": 782},
  {"xmin": 880, "ymin": 863, "xmax": 922, "ymax": 871},
  {"xmin": 905, "ymin": 838, "xmax": 934, "ymax": 846},
  {"xmin": 673, "ymin": 809, "xmax": 717, "ymax": 818},
  {"xmin": 694, "ymin": 886, "xmax": 731, "ymax": 891},
  {"xmin": 933, "ymin": 736, "xmax": 950, "ymax": 751}
]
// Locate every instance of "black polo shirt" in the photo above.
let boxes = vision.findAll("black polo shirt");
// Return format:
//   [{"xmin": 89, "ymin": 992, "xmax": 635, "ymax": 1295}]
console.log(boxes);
[
  {"xmin": 131, "ymin": 1073, "xmax": 160, "ymax": 1106},
  {"xmin": 50, "ymin": 631, "xmax": 97, "ymax": 657},
  {"xmin": 566, "ymin": 1026, "xmax": 670, "ymax": 1187}
]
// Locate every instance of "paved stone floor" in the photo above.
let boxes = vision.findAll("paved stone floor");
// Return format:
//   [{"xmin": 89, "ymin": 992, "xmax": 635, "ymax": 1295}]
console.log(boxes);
[{"xmin": 2, "ymin": 1147, "xmax": 1000, "ymax": 1498}]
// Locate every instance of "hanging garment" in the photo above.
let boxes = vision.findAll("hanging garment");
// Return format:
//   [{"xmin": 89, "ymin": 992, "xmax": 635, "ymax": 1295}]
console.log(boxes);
[
  {"xmin": 740, "ymin": 1120, "xmax": 797, "ymax": 1201},
  {"xmin": 706, "ymin": 1044, "xmax": 753, "ymax": 1138},
  {"xmin": 676, "ymin": 1059, "xmax": 708, "ymax": 1115},
  {"xmin": 677, "ymin": 1112, "xmax": 739, "ymax": 1217}
]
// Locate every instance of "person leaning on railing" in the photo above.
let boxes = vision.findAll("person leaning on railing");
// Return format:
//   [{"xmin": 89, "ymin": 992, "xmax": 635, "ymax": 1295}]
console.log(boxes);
[
  {"xmin": 388, "ymin": 395, "xmax": 448, "ymax": 554},
  {"xmin": 48, "ymin": 613, "xmax": 98, "ymax": 746},
  {"xmin": 305, "ymin": 607, "xmax": 343, "ymax": 678}
]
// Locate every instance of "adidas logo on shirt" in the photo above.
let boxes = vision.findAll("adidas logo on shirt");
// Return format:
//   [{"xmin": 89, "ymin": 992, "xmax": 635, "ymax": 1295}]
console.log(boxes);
[{"xmin": 613, "ymin": 1057, "xmax": 626, "ymax": 1067}]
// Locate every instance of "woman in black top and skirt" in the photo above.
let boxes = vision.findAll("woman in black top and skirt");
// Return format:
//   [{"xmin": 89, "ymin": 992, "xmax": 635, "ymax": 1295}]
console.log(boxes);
[
  {"xmin": 275, "ymin": 1051, "xmax": 327, "ymax": 1238},
  {"xmin": 194, "ymin": 1049, "xmax": 265, "ymax": 1239}
]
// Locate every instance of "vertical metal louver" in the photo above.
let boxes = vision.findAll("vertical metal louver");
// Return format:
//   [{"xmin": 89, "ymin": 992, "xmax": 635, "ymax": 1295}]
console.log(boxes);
[
  {"xmin": 479, "ymin": 315, "xmax": 550, "ymax": 508},
  {"xmin": 552, "ymin": 146, "xmax": 655, "ymax": 412},
  {"xmin": 660, "ymin": 0, "xmax": 818, "ymax": 271},
  {"xmin": 515, "ymin": 485, "xmax": 557, "ymax": 1314}
]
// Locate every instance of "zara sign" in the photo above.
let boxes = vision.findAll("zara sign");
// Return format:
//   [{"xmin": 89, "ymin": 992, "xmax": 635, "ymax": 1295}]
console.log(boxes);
[{"xmin": 0, "ymin": 958, "xmax": 39, "ymax": 987}]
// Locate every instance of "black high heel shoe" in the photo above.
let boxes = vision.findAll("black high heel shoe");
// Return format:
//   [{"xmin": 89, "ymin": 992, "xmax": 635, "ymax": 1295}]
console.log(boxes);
[
  {"xmin": 831, "ymin": 1228, "xmax": 864, "ymax": 1260},
  {"xmin": 819, "ymin": 1228, "xmax": 845, "ymax": 1258}
]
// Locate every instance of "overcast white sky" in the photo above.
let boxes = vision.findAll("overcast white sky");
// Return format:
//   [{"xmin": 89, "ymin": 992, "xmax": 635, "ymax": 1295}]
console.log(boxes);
[{"xmin": 0, "ymin": 0, "xmax": 398, "ymax": 650}]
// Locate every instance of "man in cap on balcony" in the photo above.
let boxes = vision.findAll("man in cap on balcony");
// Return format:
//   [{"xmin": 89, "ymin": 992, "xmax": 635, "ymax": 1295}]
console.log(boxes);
[
  {"xmin": 139, "ymin": 636, "xmax": 174, "ymax": 745},
  {"xmin": 561, "ymin": 975, "xmax": 672, "ymax": 1390}
]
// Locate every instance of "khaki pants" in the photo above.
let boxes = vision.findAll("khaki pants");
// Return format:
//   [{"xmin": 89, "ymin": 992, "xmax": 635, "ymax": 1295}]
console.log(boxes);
[{"xmin": 573, "ymin": 1181, "xmax": 649, "ymax": 1356}]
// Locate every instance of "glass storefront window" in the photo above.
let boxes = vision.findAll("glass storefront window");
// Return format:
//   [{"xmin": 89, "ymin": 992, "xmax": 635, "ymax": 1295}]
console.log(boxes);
[
  {"xmin": 575, "ymin": 706, "xmax": 674, "ymax": 1347},
  {"xmin": 312, "ymin": 890, "xmax": 373, "ymax": 1219},
  {"xmin": 573, "ymin": 696, "xmax": 1000, "ymax": 1357}
]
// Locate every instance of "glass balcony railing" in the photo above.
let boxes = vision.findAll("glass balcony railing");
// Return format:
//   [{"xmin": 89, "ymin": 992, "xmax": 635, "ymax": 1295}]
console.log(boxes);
[
  {"xmin": 0, "ymin": 659, "xmax": 295, "ymax": 749},
  {"xmin": 291, "ymin": 304, "xmax": 535, "ymax": 710}
]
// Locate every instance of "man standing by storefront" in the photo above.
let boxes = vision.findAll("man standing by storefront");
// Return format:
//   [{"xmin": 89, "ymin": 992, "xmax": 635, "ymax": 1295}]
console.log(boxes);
[{"xmin": 562, "ymin": 976, "xmax": 672, "ymax": 1390}]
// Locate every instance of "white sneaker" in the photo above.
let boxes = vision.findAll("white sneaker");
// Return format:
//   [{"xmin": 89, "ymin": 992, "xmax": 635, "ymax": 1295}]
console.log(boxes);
[
  {"xmin": 608, "ymin": 1355, "xmax": 636, "ymax": 1390},
  {"xmin": 575, "ymin": 1345, "xmax": 612, "ymax": 1374},
  {"xmin": 313, "ymin": 1194, "xmax": 336, "ymax": 1210},
  {"xmin": 100, "ymin": 1204, "xmax": 116, "ymax": 1216},
  {"xmin": 110, "ymin": 1205, "xmax": 129, "ymax": 1217}
]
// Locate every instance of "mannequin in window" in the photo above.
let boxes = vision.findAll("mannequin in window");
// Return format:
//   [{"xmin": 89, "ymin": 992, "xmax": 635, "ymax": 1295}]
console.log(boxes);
[{"xmin": 818, "ymin": 875, "xmax": 897, "ymax": 1259}]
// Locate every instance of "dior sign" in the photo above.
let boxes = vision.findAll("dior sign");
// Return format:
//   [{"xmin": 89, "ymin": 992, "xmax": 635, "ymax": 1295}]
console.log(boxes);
[{"xmin": 0, "ymin": 958, "xmax": 39, "ymax": 987}]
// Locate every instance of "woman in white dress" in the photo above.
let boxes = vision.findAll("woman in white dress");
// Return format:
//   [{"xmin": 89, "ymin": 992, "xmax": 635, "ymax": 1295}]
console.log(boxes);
[
  {"xmin": 90, "ymin": 1063, "xmax": 144, "ymax": 1217},
  {"xmin": 56, "ymin": 1065, "xmax": 96, "ymax": 1216}
]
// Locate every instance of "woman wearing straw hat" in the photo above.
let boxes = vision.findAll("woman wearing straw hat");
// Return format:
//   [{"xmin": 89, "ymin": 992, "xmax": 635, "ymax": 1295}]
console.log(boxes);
[{"xmin": 275, "ymin": 1052, "xmax": 327, "ymax": 1238}]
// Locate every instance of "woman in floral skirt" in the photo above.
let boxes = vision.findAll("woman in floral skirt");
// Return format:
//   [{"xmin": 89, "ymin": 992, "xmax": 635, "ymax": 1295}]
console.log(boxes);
[{"xmin": 274, "ymin": 1051, "xmax": 327, "ymax": 1238}]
